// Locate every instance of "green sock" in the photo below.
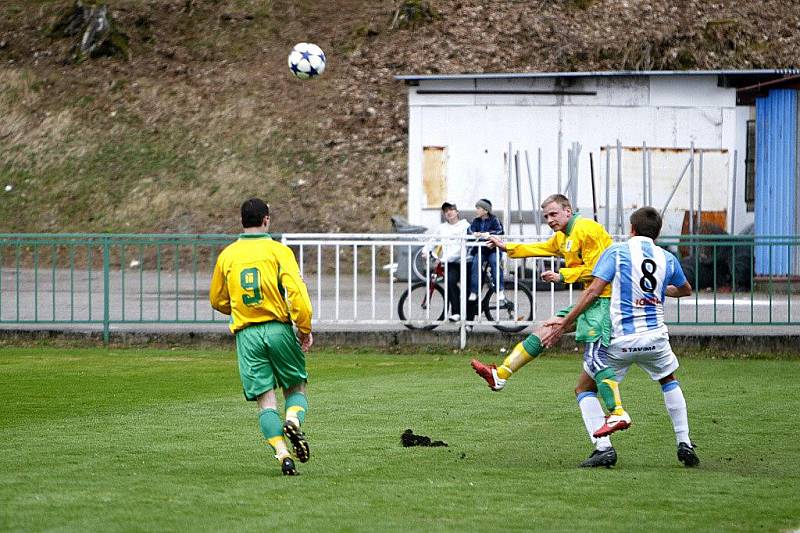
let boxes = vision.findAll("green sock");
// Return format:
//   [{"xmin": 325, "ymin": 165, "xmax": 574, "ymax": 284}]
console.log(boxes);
[
  {"xmin": 258, "ymin": 408, "xmax": 283, "ymax": 440},
  {"xmin": 594, "ymin": 367, "xmax": 623, "ymax": 413},
  {"xmin": 521, "ymin": 335, "xmax": 543, "ymax": 358},
  {"xmin": 285, "ymin": 392, "xmax": 308, "ymax": 425},
  {"xmin": 259, "ymin": 408, "xmax": 289, "ymax": 458}
]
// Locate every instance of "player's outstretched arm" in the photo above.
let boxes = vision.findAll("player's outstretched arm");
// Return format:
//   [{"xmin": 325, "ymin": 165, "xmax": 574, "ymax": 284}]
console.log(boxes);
[
  {"xmin": 487, "ymin": 235, "xmax": 506, "ymax": 251},
  {"xmin": 505, "ymin": 234, "xmax": 560, "ymax": 259}
]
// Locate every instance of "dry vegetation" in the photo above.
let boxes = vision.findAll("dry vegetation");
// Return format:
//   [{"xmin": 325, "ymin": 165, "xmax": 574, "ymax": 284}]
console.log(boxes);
[{"xmin": 1, "ymin": 0, "xmax": 798, "ymax": 234}]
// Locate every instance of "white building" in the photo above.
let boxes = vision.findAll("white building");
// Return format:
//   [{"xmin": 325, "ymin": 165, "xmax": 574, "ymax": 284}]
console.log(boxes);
[{"xmin": 396, "ymin": 70, "xmax": 799, "ymax": 238}]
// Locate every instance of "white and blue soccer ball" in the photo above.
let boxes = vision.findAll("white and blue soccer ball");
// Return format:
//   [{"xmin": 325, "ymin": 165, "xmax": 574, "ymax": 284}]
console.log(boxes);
[{"xmin": 287, "ymin": 43, "xmax": 326, "ymax": 80}]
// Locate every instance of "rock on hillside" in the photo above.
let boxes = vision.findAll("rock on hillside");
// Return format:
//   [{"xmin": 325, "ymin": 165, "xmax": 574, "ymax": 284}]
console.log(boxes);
[{"xmin": 0, "ymin": 0, "xmax": 798, "ymax": 234}]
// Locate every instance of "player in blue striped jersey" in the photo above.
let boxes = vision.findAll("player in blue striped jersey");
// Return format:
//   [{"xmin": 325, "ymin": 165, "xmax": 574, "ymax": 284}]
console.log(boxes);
[{"xmin": 543, "ymin": 207, "xmax": 700, "ymax": 467}]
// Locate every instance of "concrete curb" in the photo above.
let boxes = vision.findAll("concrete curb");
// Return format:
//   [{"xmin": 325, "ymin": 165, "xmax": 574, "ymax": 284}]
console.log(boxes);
[{"xmin": 0, "ymin": 327, "xmax": 798, "ymax": 353}]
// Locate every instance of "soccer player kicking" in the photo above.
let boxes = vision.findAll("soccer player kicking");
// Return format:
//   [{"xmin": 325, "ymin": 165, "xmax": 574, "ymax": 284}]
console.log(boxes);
[
  {"xmin": 470, "ymin": 194, "xmax": 632, "ymax": 467},
  {"xmin": 210, "ymin": 198, "xmax": 314, "ymax": 476},
  {"xmin": 541, "ymin": 207, "xmax": 700, "ymax": 467}
]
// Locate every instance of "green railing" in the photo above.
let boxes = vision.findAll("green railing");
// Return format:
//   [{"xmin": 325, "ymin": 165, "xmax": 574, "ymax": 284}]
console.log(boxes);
[
  {"xmin": 658, "ymin": 233, "xmax": 800, "ymax": 326},
  {"xmin": 1, "ymin": 233, "xmax": 798, "ymax": 342},
  {"xmin": 0, "ymin": 234, "xmax": 235, "ymax": 342}
]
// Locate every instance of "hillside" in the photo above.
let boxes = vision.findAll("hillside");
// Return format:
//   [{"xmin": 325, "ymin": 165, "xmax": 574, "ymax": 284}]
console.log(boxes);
[{"xmin": 1, "ymin": 0, "xmax": 799, "ymax": 234}]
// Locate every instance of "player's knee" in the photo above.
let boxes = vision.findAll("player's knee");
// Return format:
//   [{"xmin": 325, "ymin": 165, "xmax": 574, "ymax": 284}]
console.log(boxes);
[
  {"xmin": 521, "ymin": 334, "xmax": 542, "ymax": 357},
  {"xmin": 658, "ymin": 374, "xmax": 676, "ymax": 386},
  {"xmin": 575, "ymin": 390, "xmax": 596, "ymax": 401},
  {"xmin": 575, "ymin": 370, "xmax": 598, "ymax": 396},
  {"xmin": 284, "ymin": 382, "xmax": 306, "ymax": 396}
]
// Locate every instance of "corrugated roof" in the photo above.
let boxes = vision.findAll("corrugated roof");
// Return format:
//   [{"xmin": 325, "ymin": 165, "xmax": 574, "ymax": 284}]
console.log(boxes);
[{"xmin": 395, "ymin": 69, "xmax": 800, "ymax": 83}]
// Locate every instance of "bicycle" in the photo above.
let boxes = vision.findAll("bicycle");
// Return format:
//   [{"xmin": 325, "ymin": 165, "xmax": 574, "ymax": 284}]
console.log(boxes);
[{"xmin": 397, "ymin": 255, "xmax": 534, "ymax": 332}]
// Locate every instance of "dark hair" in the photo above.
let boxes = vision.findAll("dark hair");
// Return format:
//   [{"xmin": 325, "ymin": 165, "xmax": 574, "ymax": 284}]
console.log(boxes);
[
  {"xmin": 475, "ymin": 198, "xmax": 492, "ymax": 212},
  {"xmin": 630, "ymin": 207, "xmax": 662, "ymax": 239},
  {"xmin": 541, "ymin": 193, "xmax": 571, "ymax": 210},
  {"xmin": 441, "ymin": 202, "xmax": 457, "ymax": 211},
  {"xmin": 241, "ymin": 198, "xmax": 269, "ymax": 228}
]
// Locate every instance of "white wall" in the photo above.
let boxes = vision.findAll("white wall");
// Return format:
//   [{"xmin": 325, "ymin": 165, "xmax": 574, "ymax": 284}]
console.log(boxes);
[
  {"xmin": 406, "ymin": 74, "xmax": 744, "ymax": 237},
  {"xmin": 731, "ymin": 105, "xmax": 755, "ymax": 234}
]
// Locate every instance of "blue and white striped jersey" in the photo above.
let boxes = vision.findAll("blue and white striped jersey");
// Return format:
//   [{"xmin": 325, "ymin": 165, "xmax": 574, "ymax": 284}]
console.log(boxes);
[{"xmin": 592, "ymin": 236, "xmax": 687, "ymax": 338}]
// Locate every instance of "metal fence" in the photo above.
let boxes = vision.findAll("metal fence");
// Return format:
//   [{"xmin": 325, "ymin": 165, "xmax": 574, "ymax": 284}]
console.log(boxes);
[{"xmin": 1, "ymin": 233, "xmax": 798, "ymax": 343}]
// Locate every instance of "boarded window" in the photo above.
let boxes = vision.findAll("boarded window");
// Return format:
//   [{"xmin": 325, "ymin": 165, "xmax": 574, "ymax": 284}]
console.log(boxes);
[
  {"xmin": 745, "ymin": 119, "xmax": 756, "ymax": 212},
  {"xmin": 422, "ymin": 146, "xmax": 447, "ymax": 208}
]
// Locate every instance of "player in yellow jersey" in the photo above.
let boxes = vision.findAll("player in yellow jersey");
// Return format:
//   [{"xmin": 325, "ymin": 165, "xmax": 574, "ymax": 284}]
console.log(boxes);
[
  {"xmin": 210, "ymin": 198, "xmax": 313, "ymax": 476},
  {"xmin": 470, "ymin": 194, "xmax": 631, "ymax": 467}
]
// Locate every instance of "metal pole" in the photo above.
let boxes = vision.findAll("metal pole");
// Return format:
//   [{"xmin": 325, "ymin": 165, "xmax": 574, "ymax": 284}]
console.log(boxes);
[
  {"xmin": 514, "ymin": 151, "xmax": 523, "ymax": 236},
  {"xmin": 562, "ymin": 146, "xmax": 573, "ymax": 200},
  {"xmin": 617, "ymin": 140, "xmax": 624, "ymax": 234},
  {"xmin": 459, "ymin": 236, "xmax": 467, "ymax": 349},
  {"xmin": 589, "ymin": 152, "xmax": 598, "ymax": 221},
  {"xmin": 698, "ymin": 148, "xmax": 704, "ymax": 228},
  {"xmin": 103, "ymin": 236, "xmax": 110, "ymax": 345},
  {"xmin": 523, "ymin": 149, "xmax": 536, "ymax": 280},
  {"xmin": 573, "ymin": 142, "xmax": 581, "ymax": 207},
  {"xmin": 688, "ymin": 142, "xmax": 695, "ymax": 235},
  {"xmin": 647, "ymin": 148, "xmax": 653, "ymax": 206},
  {"xmin": 537, "ymin": 148, "xmax": 543, "ymax": 236},
  {"xmin": 507, "ymin": 142, "xmax": 512, "ymax": 236},
  {"xmin": 642, "ymin": 141, "xmax": 648, "ymax": 207},
  {"xmin": 605, "ymin": 145, "xmax": 611, "ymax": 229},
  {"xmin": 525, "ymin": 149, "xmax": 536, "ymax": 225},
  {"xmin": 510, "ymin": 150, "xmax": 518, "ymax": 289},
  {"xmin": 731, "ymin": 149, "xmax": 738, "ymax": 232},
  {"xmin": 557, "ymin": 114, "xmax": 563, "ymax": 193},
  {"xmin": 660, "ymin": 157, "xmax": 693, "ymax": 217}
]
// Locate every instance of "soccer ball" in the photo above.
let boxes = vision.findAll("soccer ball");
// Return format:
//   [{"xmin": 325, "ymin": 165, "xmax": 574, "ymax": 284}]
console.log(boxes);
[{"xmin": 287, "ymin": 43, "xmax": 326, "ymax": 80}]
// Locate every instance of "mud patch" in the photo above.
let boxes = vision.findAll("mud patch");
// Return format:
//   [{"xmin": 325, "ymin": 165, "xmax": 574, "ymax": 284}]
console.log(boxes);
[{"xmin": 401, "ymin": 429, "xmax": 447, "ymax": 447}]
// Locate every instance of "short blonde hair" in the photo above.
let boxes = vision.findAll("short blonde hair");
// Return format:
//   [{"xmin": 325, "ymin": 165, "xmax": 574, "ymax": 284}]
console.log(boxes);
[{"xmin": 541, "ymin": 194, "xmax": 571, "ymax": 210}]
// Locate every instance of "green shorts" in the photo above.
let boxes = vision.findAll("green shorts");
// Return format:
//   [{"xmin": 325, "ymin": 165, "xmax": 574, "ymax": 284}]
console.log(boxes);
[
  {"xmin": 235, "ymin": 321, "xmax": 307, "ymax": 401},
  {"xmin": 556, "ymin": 298, "xmax": 611, "ymax": 345}
]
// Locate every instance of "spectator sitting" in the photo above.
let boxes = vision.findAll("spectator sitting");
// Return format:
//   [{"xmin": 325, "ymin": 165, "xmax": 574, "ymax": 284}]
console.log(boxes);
[{"xmin": 468, "ymin": 198, "xmax": 504, "ymax": 302}]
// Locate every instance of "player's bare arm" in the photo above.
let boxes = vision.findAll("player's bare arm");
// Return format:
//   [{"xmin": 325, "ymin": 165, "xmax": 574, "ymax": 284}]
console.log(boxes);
[
  {"xmin": 666, "ymin": 281, "xmax": 692, "ymax": 298},
  {"xmin": 298, "ymin": 331, "xmax": 313, "ymax": 352},
  {"xmin": 540, "ymin": 270, "xmax": 561, "ymax": 283},
  {"xmin": 487, "ymin": 235, "xmax": 506, "ymax": 250}
]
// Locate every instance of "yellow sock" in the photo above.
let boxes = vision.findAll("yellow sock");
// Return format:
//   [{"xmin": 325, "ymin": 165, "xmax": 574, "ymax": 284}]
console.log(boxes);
[
  {"xmin": 268, "ymin": 436, "xmax": 290, "ymax": 460},
  {"xmin": 601, "ymin": 378, "xmax": 625, "ymax": 415},
  {"xmin": 497, "ymin": 343, "xmax": 534, "ymax": 379},
  {"xmin": 285, "ymin": 406, "xmax": 304, "ymax": 425}
]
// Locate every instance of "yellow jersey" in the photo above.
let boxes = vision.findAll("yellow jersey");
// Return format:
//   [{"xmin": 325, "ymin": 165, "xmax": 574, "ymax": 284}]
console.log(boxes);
[
  {"xmin": 505, "ymin": 214, "xmax": 613, "ymax": 298},
  {"xmin": 209, "ymin": 233, "xmax": 312, "ymax": 334}
]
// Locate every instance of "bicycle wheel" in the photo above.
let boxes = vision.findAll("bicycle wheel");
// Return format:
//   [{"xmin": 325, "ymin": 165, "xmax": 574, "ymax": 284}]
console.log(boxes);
[
  {"xmin": 482, "ymin": 282, "xmax": 534, "ymax": 333},
  {"xmin": 412, "ymin": 248, "xmax": 435, "ymax": 281},
  {"xmin": 397, "ymin": 281, "xmax": 445, "ymax": 330}
]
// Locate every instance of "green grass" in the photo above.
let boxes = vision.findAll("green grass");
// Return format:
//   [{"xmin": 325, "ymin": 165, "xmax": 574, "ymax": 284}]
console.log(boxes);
[{"xmin": 1, "ymin": 348, "xmax": 798, "ymax": 531}]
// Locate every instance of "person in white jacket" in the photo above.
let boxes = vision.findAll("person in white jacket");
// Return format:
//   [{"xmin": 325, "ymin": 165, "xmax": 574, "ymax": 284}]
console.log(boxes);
[{"xmin": 426, "ymin": 202, "xmax": 471, "ymax": 320}]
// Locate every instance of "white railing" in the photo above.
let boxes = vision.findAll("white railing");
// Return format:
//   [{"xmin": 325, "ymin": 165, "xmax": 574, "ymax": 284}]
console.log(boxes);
[{"xmin": 281, "ymin": 233, "xmax": 573, "ymax": 345}]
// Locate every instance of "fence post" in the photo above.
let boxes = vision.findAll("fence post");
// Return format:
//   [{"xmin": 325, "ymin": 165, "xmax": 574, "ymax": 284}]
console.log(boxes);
[{"xmin": 103, "ymin": 236, "xmax": 110, "ymax": 345}]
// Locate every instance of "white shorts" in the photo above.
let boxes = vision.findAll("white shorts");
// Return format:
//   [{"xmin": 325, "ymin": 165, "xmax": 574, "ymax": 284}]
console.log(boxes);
[{"xmin": 606, "ymin": 330, "xmax": 679, "ymax": 381}]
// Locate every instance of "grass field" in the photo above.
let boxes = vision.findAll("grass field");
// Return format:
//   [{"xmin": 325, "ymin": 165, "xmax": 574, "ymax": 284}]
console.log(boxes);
[{"xmin": 1, "ymin": 347, "xmax": 799, "ymax": 532}]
